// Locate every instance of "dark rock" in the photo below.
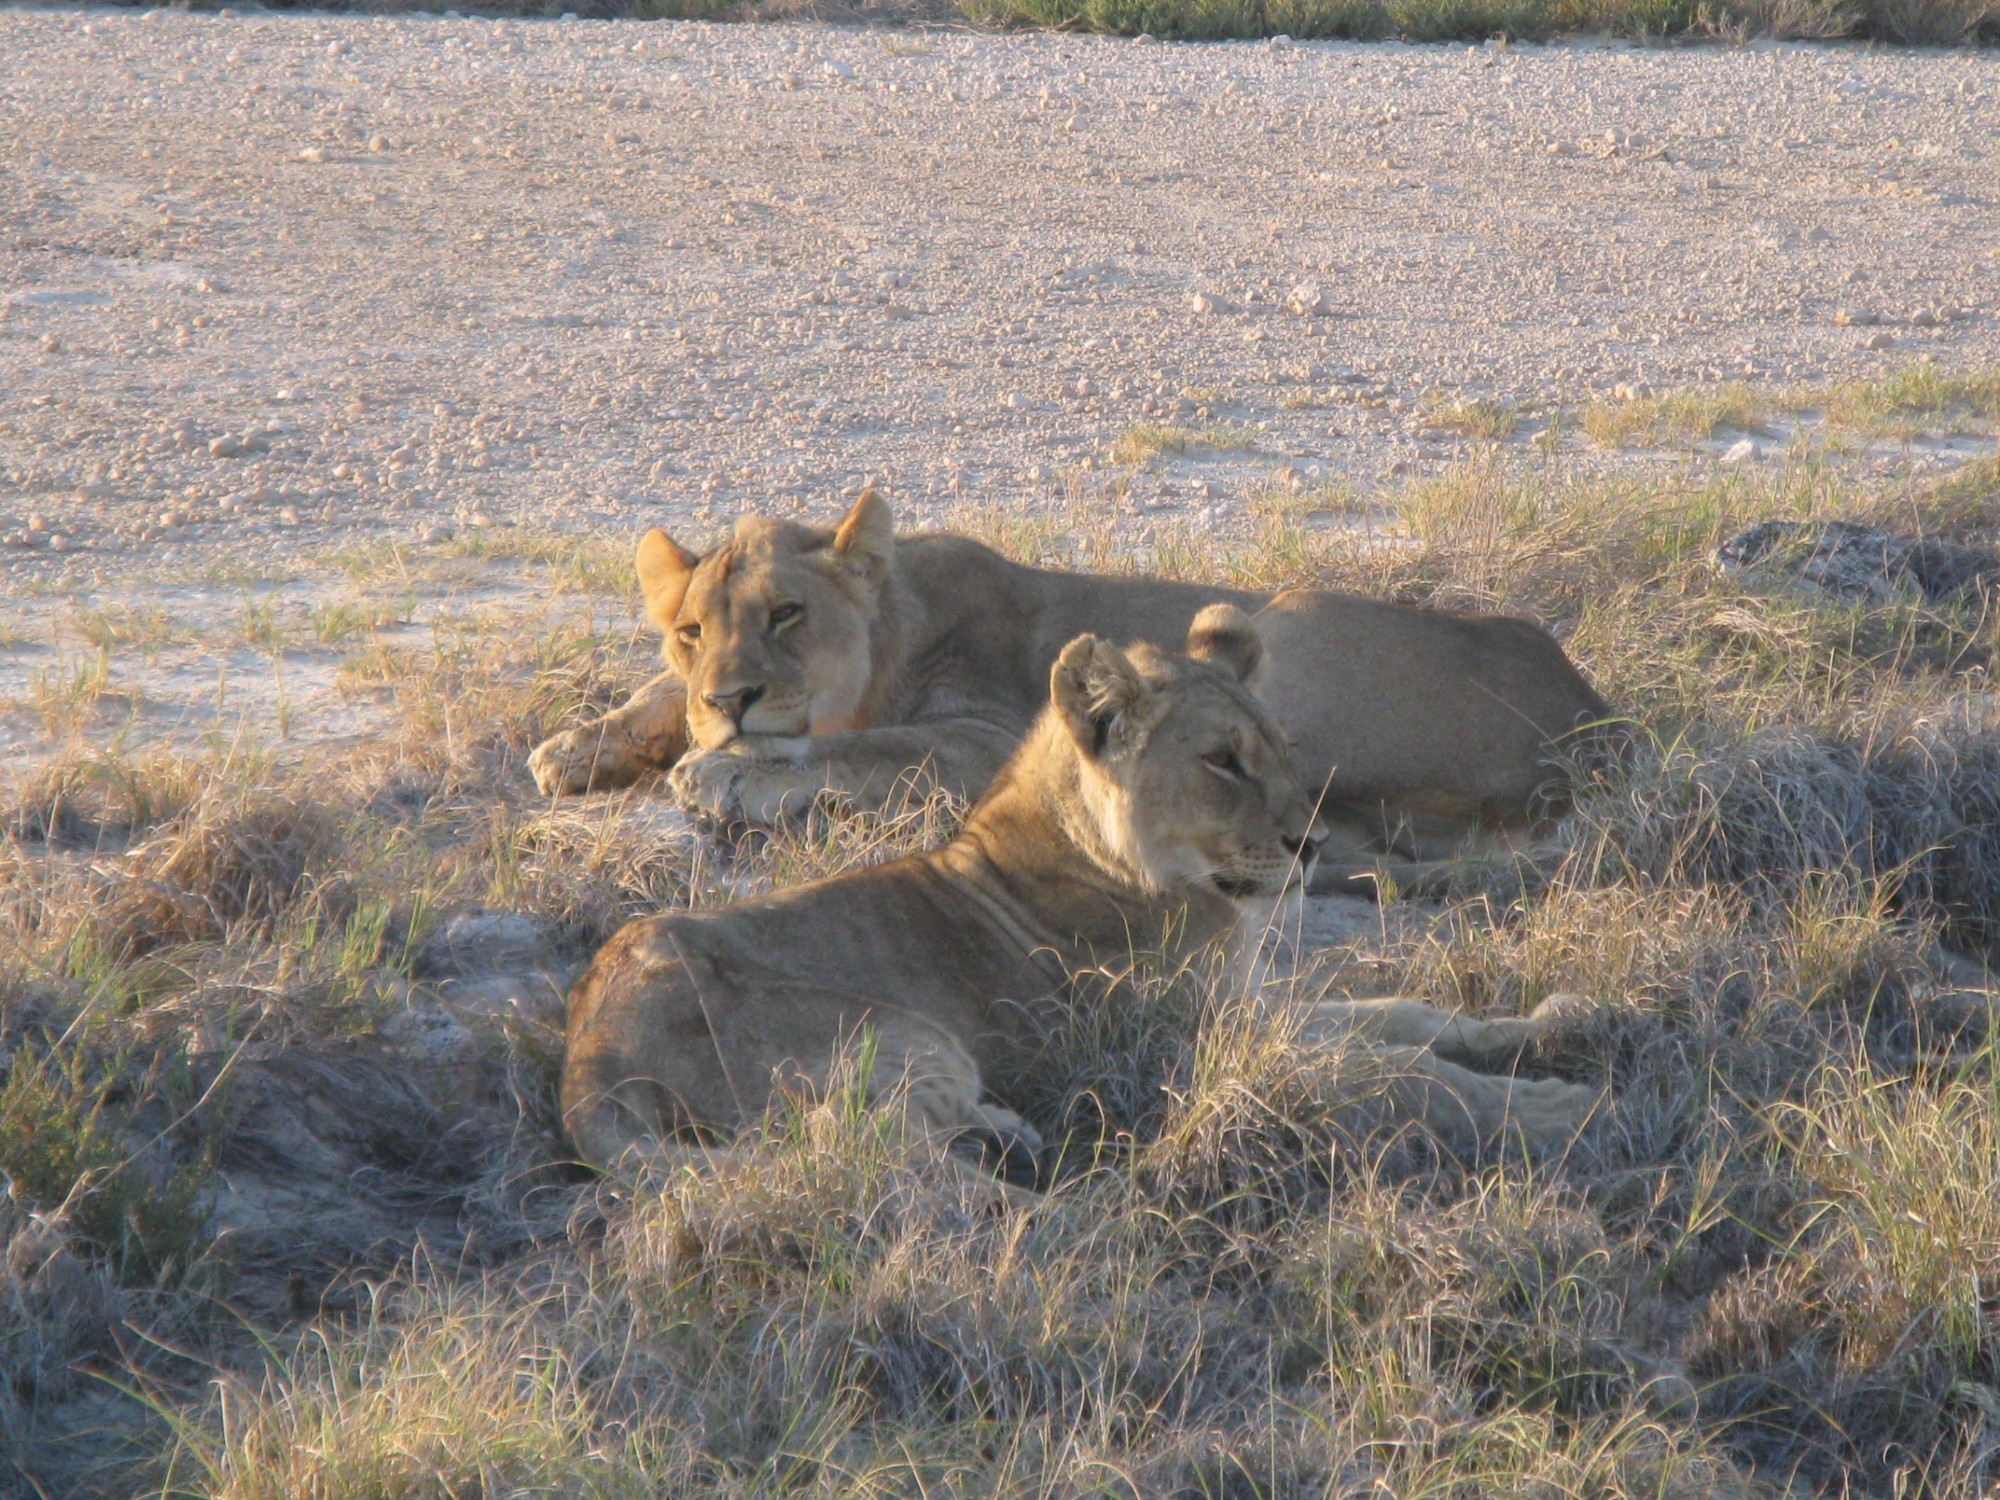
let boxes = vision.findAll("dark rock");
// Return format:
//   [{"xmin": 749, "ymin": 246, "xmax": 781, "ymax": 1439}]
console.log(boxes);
[
  {"xmin": 1715, "ymin": 519, "xmax": 1998, "ymax": 607},
  {"xmin": 415, "ymin": 907, "xmax": 546, "ymax": 979}
]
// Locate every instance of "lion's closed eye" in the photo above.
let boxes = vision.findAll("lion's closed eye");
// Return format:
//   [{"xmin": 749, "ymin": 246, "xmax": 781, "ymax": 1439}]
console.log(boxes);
[{"xmin": 1202, "ymin": 748, "xmax": 1248, "ymax": 781}]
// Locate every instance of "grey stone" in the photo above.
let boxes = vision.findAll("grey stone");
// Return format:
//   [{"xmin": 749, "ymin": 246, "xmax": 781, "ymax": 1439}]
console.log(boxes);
[
  {"xmin": 1715, "ymin": 519, "xmax": 1999, "ymax": 606},
  {"xmin": 417, "ymin": 907, "xmax": 546, "ymax": 977},
  {"xmin": 1286, "ymin": 282, "xmax": 1329, "ymax": 316}
]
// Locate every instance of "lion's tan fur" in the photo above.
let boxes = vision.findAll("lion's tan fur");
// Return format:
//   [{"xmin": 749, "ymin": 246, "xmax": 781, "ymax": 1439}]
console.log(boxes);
[
  {"xmin": 561, "ymin": 612, "xmax": 1603, "ymax": 1180},
  {"xmin": 530, "ymin": 494, "xmax": 1611, "ymax": 885}
]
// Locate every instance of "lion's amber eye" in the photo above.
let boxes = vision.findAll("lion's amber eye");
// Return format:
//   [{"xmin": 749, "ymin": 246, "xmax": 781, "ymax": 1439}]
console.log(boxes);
[
  {"xmin": 676, "ymin": 622, "xmax": 701, "ymax": 646},
  {"xmin": 769, "ymin": 603, "xmax": 803, "ymax": 630}
]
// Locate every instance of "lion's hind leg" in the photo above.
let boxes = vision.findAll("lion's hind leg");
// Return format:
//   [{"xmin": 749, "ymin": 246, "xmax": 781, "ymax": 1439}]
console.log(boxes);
[
  {"xmin": 578, "ymin": 1018, "xmax": 1039, "ymax": 1207},
  {"xmin": 1361, "ymin": 1044, "xmax": 1602, "ymax": 1154},
  {"xmin": 1298, "ymin": 992, "xmax": 1584, "ymax": 1067},
  {"xmin": 1294, "ymin": 995, "xmax": 1603, "ymax": 1152},
  {"xmin": 855, "ymin": 1021, "xmax": 1044, "ymax": 1206}
]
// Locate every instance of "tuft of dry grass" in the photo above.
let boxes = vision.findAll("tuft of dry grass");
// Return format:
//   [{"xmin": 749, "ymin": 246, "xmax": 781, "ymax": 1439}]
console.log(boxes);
[
  {"xmin": 67, "ymin": 605, "xmax": 190, "ymax": 661},
  {"xmin": 1583, "ymin": 364, "xmax": 2000, "ymax": 456},
  {"xmin": 1585, "ymin": 382, "xmax": 1768, "ymax": 450},
  {"xmin": 1107, "ymin": 421, "xmax": 1262, "ymax": 466},
  {"xmin": 163, "ymin": 1283, "xmax": 630, "ymax": 1500},
  {"xmin": 1421, "ymin": 396, "xmax": 1519, "ymax": 442},
  {"xmin": 1822, "ymin": 363, "xmax": 2000, "ymax": 436}
]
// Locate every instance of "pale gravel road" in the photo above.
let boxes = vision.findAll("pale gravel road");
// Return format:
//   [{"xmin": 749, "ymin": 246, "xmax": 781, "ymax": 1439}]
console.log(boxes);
[{"xmin": 2, "ymin": 11, "xmax": 1997, "ymax": 591}]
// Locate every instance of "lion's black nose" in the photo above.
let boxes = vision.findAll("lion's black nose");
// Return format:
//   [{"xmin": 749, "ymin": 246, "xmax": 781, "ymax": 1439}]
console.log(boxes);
[
  {"xmin": 702, "ymin": 684, "xmax": 766, "ymax": 724},
  {"xmin": 1283, "ymin": 831, "xmax": 1323, "ymax": 866}
]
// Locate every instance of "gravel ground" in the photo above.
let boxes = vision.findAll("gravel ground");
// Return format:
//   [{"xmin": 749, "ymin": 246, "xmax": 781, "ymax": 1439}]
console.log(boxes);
[{"xmin": 1, "ymin": 10, "xmax": 1997, "ymax": 746}]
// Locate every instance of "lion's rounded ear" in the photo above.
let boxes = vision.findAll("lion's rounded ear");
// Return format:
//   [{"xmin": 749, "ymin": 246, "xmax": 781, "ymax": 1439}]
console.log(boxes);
[
  {"xmin": 1051, "ymin": 634, "xmax": 1156, "ymax": 761},
  {"xmin": 635, "ymin": 528, "xmax": 699, "ymax": 632},
  {"xmin": 1187, "ymin": 603, "xmax": 1264, "ymax": 685},
  {"xmin": 830, "ymin": 485, "xmax": 894, "ymax": 586}
]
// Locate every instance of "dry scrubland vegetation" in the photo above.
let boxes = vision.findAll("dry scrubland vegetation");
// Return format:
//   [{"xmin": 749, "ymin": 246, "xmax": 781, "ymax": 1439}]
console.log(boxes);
[
  {"xmin": 148, "ymin": 0, "xmax": 2000, "ymax": 47},
  {"xmin": 1582, "ymin": 368, "xmax": 2000, "ymax": 453},
  {"xmin": 5, "ymin": 395, "xmax": 2000, "ymax": 1494},
  {"xmin": 617, "ymin": 0, "xmax": 2000, "ymax": 47}
]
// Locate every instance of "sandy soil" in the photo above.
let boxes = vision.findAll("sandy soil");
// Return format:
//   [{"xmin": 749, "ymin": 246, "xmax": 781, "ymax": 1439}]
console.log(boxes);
[{"xmin": 2, "ymin": 9, "xmax": 1997, "ymax": 754}]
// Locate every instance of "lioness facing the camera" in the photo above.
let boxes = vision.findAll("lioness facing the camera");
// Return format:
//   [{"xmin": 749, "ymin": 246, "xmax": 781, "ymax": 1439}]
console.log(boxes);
[
  {"xmin": 561, "ymin": 606, "xmax": 1602, "ymax": 1179},
  {"xmin": 530, "ymin": 492, "xmax": 1611, "ymax": 887}
]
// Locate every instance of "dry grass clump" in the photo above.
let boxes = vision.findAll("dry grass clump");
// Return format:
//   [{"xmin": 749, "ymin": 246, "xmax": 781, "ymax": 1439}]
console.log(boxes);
[
  {"xmin": 1853, "ymin": 0, "xmax": 1999, "ymax": 40},
  {"xmin": 483, "ymin": 799, "xmax": 697, "ymax": 947},
  {"xmin": 1584, "ymin": 383, "xmax": 1768, "ymax": 450},
  {"xmin": 164, "ymin": 1283, "xmax": 634, "ymax": 1500},
  {"xmin": 1823, "ymin": 363, "xmax": 2000, "ymax": 435},
  {"xmin": 1691, "ymin": 0, "xmax": 1860, "ymax": 39},
  {"xmin": 1582, "ymin": 364, "xmax": 2000, "ymax": 454},
  {"xmin": 5, "ymin": 750, "xmax": 207, "ymax": 849},
  {"xmin": 1107, "ymin": 421, "xmax": 1263, "ymax": 467},
  {"xmin": 0, "ymin": 1191, "xmax": 126, "ymax": 1450},
  {"xmin": 1682, "ymin": 1059, "xmax": 2000, "ymax": 1489},
  {"xmin": 1420, "ymin": 396, "xmax": 1519, "ymax": 442},
  {"xmin": 345, "ymin": 615, "xmax": 650, "ymax": 791},
  {"xmin": 107, "ymin": 782, "xmax": 349, "ymax": 958},
  {"xmin": 1280, "ymin": 1176, "xmax": 1680, "ymax": 1417},
  {"xmin": 1577, "ymin": 716, "xmax": 2000, "ymax": 946}
]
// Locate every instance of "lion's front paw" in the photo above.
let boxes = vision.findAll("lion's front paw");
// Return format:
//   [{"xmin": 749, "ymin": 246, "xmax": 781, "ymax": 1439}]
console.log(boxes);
[
  {"xmin": 962, "ymin": 1103, "xmax": 1044, "ymax": 1190},
  {"xmin": 530, "ymin": 724, "xmax": 627, "ymax": 797},
  {"xmin": 669, "ymin": 744, "xmax": 824, "ymax": 827}
]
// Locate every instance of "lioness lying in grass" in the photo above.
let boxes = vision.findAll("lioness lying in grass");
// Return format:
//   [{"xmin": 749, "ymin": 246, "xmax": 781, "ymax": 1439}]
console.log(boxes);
[
  {"xmin": 530, "ymin": 491, "xmax": 1611, "ymax": 888},
  {"xmin": 561, "ymin": 606, "xmax": 1603, "ymax": 1183}
]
